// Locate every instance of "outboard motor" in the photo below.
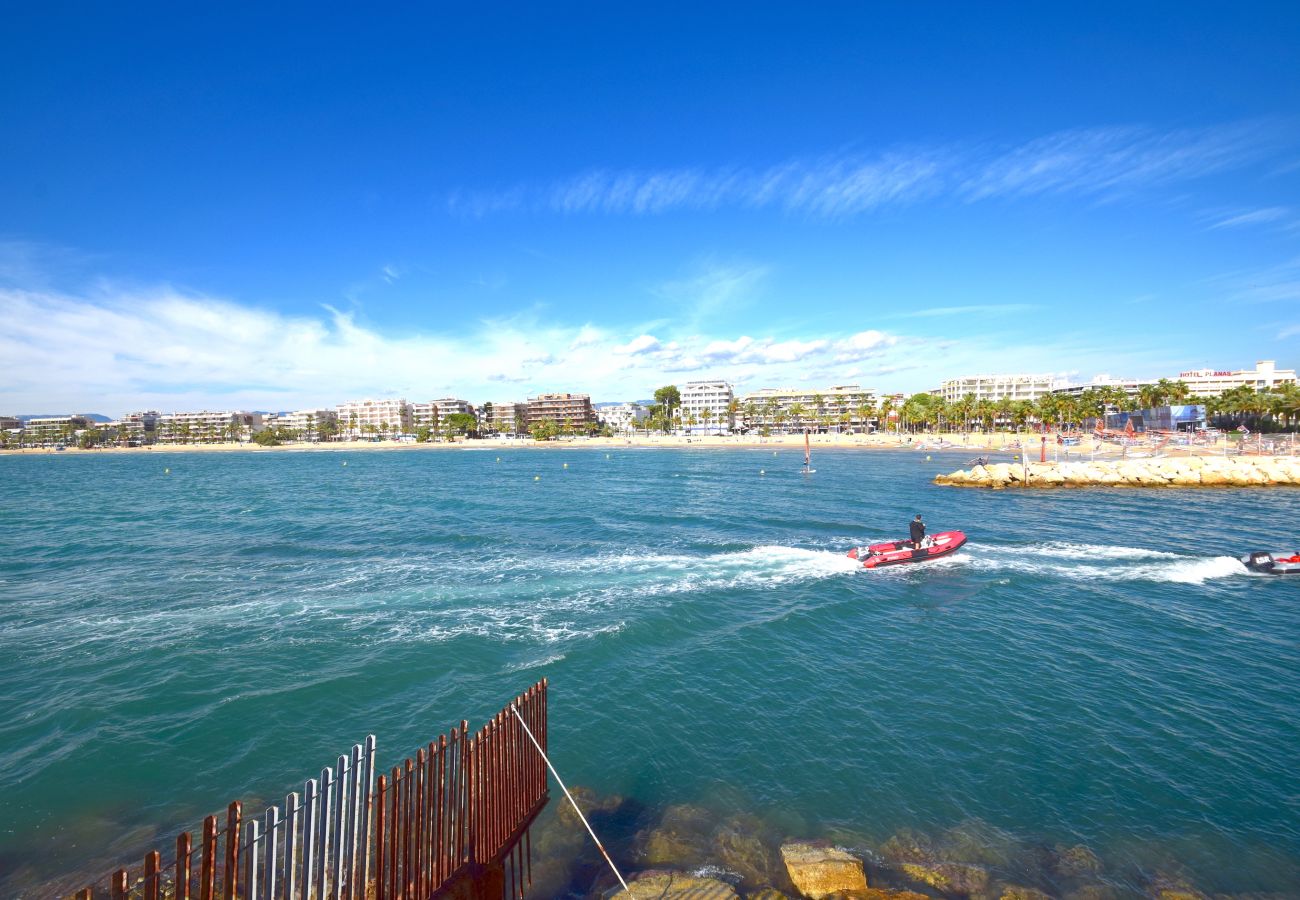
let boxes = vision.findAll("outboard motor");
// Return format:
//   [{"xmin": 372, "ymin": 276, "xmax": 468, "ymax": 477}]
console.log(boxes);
[{"xmin": 1244, "ymin": 551, "xmax": 1275, "ymax": 573}]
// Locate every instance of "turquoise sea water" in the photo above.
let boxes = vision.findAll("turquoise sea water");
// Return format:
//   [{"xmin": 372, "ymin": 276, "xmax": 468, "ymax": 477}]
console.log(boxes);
[{"xmin": 1, "ymin": 447, "xmax": 1298, "ymax": 896}]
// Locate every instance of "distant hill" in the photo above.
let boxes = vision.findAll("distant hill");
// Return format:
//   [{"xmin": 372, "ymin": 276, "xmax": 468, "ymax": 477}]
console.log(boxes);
[{"xmin": 17, "ymin": 413, "xmax": 112, "ymax": 423}]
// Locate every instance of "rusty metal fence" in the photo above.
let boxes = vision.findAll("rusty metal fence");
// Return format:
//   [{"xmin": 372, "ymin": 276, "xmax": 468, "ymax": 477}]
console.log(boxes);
[
  {"xmin": 69, "ymin": 679, "xmax": 548, "ymax": 900},
  {"xmin": 375, "ymin": 680, "xmax": 548, "ymax": 900}
]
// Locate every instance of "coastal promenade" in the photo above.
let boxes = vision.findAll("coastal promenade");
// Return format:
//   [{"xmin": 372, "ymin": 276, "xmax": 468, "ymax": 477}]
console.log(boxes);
[{"xmin": 0, "ymin": 430, "xmax": 1138, "ymax": 456}]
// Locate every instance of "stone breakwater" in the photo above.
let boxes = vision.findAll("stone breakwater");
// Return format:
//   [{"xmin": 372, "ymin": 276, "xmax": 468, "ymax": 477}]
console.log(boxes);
[
  {"xmin": 934, "ymin": 455, "xmax": 1300, "ymax": 489},
  {"xmin": 530, "ymin": 789, "xmax": 1235, "ymax": 899}
]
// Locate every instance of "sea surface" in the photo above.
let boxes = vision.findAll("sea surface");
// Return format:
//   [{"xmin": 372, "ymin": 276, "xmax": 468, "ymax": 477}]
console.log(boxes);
[{"xmin": 0, "ymin": 447, "xmax": 1297, "ymax": 896}]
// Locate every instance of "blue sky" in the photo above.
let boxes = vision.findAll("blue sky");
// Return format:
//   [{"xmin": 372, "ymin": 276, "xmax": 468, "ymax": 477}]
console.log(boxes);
[{"xmin": 2, "ymin": 3, "xmax": 1298, "ymax": 415}]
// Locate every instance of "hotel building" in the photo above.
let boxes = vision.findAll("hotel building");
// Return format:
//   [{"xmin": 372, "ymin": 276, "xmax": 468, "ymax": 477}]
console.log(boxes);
[
  {"xmin": 527, "ymin": 393, "xmax": 597, "ymax": 431},
  {"xmin": 1175, "ymin": 360, "xmax": 1297, "ymax": 397},
  {"xmin": 276, "ymin": 409, "xmax": 338, "ymax": 438},
  {"xmin": 1052, "ymin": 375, "xmax": 1149, "ymax": 400},
  {"xmin": 938, "ymin": 373, "xmax": 1065, "ymax": 403},
  {"xmin": 22, "ymin": 415, "xmax": 93, "ymax": 444},
  {"xmin": 335, "ymin": 399, "xmax": 412, "ymax": 436},
  {"xmin": 679, "ymin": 380, "xmax": 735, "ymax": 434},
  {"xmin": 157, "ymin": 411, "xmax": 265, "ymax": 442},
  {"xmin": 739, "ymin": 384, "xmax": 878, "ymax": 432},
  {"xmin": 598, "ymin": 402, "xmax": 649, "ymax": 435},
  {"xmin": 483, "ymin": 402, "xmax": 530, "ymax": 434}
]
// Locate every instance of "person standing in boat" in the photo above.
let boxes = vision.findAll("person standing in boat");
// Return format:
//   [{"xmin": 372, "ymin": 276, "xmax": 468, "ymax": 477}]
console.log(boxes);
[{"xmin": 909, "ymin": 514, "xmax": 926, "ymax": 548}]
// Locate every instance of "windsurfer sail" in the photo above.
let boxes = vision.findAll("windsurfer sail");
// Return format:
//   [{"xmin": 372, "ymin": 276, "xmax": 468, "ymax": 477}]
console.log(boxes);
[{"xmin": 802, "ymin": 429, "xmax": 815, "ymax": 474}]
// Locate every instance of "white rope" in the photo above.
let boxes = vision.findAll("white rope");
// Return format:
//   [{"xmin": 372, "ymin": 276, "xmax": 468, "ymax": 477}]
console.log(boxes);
[{"xmin": 510, "ymin": 703, "xmax": 629, "ymax": 892}]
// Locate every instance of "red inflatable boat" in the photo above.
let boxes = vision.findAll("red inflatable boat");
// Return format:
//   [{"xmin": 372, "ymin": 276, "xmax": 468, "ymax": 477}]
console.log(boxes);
[{"xmin": 848, "ymin": 530, "xmax": 968, "ymax": 568}]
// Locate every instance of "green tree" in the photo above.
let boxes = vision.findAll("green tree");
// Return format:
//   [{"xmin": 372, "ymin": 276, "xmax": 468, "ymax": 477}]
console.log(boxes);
[
  {"xmin": 653, "ymin": 386, "xmax": 680, "ymax": 433},
  {"xmin": 532, "ymin": 418, "xmax": 559, "ymax": 441},
  {"xmin": 445, "ymin": 412, "xmax": 477, "ymax": 437}
]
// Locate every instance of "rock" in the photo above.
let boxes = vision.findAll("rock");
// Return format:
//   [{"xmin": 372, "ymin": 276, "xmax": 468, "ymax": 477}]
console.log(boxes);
[
  {"xmin": 713, "ymin": 819, "xmax": 780, "ymax": 888},
  {"xmin": 1063, "ymin": 888, "xmax": 1118, "ymax": 900},
  {"xmin": 821, "ymin": 891, "xmax": 928, "ymax": 900},
  {"xmin": 638, "ymin": 804, "xmax": 714, "ymax": 867},
  {"xmin": 780, "ymin": 842, "xmax": 869, "ymax": 899},
  {"xmin": 557, "ymin": 786, "xmax": 627, "ymax": 830},
  {"xmin": 608, "ymin": 871, "xmax": 739, "ymax": 899},
  {"xmin": 898, "ymin": 862, "xmax": 990, "ymax": 896},
  {"xmin": 1052, "ymin": 844, "xmax": 1102, "ymax": 879},
  {"xmin": 996, "ymin": 886, "xmax": 1053, "ymax": 900},
  {"xmin": 878, "ymin": 829, "xmax": 937, "ymax": 865},
  {"xmin": 746, "ymin": 890, "xmax": 791, "ymax": 900}
]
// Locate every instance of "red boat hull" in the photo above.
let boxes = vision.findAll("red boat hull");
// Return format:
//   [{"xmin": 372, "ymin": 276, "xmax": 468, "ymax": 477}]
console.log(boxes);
[{"xmin": 848, "ymin": 530, "xmax": 967, "ymax": 568}]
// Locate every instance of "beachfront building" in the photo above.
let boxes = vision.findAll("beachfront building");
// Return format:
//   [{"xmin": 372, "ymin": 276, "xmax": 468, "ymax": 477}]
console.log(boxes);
[
  {"xmin": 22, "ymin": 415, "xmax": 93, "ymax": 445},
  {"xmin": 938, "ymin": 372, "xmax": 1065, "ymax": 403},
  {"xmin": 410, "ymin": 398, "xmax": 477, "ymax": 428},
  {"xmin": 99, "ymin": 410, "xmax": 161, "ymax": 445},
  {"xmin": 1052, "ymin": 375, "xmax": 1149, "ymax": 400},
  {"xmin": 482, "ymin": 402, "xmax": 529, "ymax": 435},
  {"xmin": 739, "ymin": 384, "xmax": 878, "ymax": 432},
  {"xmin": 679, "ymin": 380, "xmax": 735, "ymax": 434},
  {"xmin": 0, "ymin": 415, "xmax": 20, "ymax": 431},
  {"xmin": 1174, "ymin": 360, "xmax": 1297, "ymax": 397},
  {"xmin": 157, "ymin": 411, "xmax": 265, "ymax": 443},
  {"xmin": 598, "ymin": 402, "xmax": 648, "ymax": 435},
  {"xmin": 336, "ymin": 398, "xmax": 412, "ymax": 438},
  {"xmin": 527, "ymin": 393, "xmax": 597, "ymax": 433},
  {"xmin": 276, "ymin": 409, "xmax": 338, "ymax": 440}
]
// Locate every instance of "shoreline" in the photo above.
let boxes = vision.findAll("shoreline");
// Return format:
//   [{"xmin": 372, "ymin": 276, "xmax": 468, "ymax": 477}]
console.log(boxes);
[{"xmin": 0, "ymin": 431, "xmax": 1204, "ymax": 457}]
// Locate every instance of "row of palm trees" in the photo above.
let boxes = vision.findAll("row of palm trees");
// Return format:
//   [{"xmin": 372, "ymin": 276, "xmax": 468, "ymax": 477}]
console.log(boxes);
[{"xmin": 638, "ymin": 381, "xmax": 1300, "ymax": 436}]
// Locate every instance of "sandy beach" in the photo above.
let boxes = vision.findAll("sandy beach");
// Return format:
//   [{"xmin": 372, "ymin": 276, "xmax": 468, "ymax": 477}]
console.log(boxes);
[
  {"xmin": 0, "ymin": 430, "xmax": 1149, "ymax": 457},
  {"xmin": 0, "ymin": 430, "xmax": 1242, "ymax": 458}
]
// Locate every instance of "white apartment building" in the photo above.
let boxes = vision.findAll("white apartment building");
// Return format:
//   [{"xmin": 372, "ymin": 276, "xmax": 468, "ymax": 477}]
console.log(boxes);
[
  {"xmin": 679, "ymin": 380, "xmax": 735, "ymax": 434},
  {"xmin": 335, "ymin": 399, "xmax": 412, "ymax": 437},
  {"xmin": 22, "ymin": 415, "xmax": 93, "ymax": 443},
  {"xmin": 1175, "ymin": 360, "xmax": 1297, "ymax": 397},
  {"xmin": 276, "ymin": 409, "xmax": 338, "ymax": 438},
  {"xmin": 1052, "ymin": 375, "xmax": 1149, "ymax": 399},
  {"xmin": 483, "ymin": 402, "xmax": 529, "ymax": 434},
  {"xmin": 157, "ymin": 411, "xmax": 265, "ymax": 442},
  {"xmin": 598, "ymin": 402, "xmax": 648, "ymax": 434},
  {"xmin": 938, "ymin": 373, "xmax": 1065, "ymax": 403},
  {"xmin": 410, "ymin": 398, "xmax": 477, "ymax": 429},
  {"xmin": 739, "ymin": 384, "xmax": 878, "ymax": 432}
]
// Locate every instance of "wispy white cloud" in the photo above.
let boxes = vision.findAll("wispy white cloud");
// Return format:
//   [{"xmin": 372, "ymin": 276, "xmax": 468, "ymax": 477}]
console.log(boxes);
[
  {"xmin": 449, "ymin": 121, "xmax": 1283, "ymax": 218},
  {"xmin": 1207, "ymin": 256, "xmax": 1300, "ymax": 304},
  {"xmin": 1207, "ymin": 206, "xmax": 1291, "ymax": 230},
  {"xmin": 0, "ymin": 278, "xmax": 921, "ymax": 415},
  {"xmin": 897, "ymin": 304, "xmax": 1041, "ymax": 318}
]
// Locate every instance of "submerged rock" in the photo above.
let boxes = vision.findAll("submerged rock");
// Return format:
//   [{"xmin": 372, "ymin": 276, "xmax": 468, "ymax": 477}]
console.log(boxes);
[
  {"xmin": 608, "ymin": 871, "xmax": 739, "ymax": 899},
  {"xmin": 713, "ymin": 818, "xmax": 781, "ymax": 888},
  {"xmin": 898, "ymin": 861, "xmax": 990, "ymax": 896},
  {"xmin": 637, "ymin": 804, "xmax": 714, "ymax": 867},
  {"xmin": 1052, "ymin": 844, "xmax": 1103, "ymax": 879},
  {"xmin": 780, "ymin": 842, "xmax": 869, "ymax": 899},
  {"xmin": 995, "ymin": 885, "xmax": 1053, "ymax": 900}
]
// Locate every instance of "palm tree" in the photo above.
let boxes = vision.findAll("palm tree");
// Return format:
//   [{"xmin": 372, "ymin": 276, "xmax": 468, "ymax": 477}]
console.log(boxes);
[
  {"xmin": 743, "ymin": 401, "xmax": 758, "ymax": 432},
  {"xmin": 700, "ymin": 408, "xmax": 713, "ymax": 433},
  {"xmin": 855, "ymin": 399, "xmax": 875, "ymax": 433},
  {"xmin": 879, "ymin": 397, "xmax": 895, "ymax": 432},
  {"xmin": 788, "ymin": 403, "xmax": 807, "ymax": 432}
]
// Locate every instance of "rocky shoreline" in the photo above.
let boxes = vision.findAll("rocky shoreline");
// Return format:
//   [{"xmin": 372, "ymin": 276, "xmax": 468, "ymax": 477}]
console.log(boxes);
[
  {"xmin": 528, "ymin": 789, "xmax": 1256, "ymax": 900},
  {"xmin": 933, "ymin": 455, "xmax": 1300, "ymax": 489}
]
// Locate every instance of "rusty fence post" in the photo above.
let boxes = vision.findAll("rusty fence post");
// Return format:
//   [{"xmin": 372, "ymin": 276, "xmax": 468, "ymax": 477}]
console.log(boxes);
[
  {"xmin": 224, "ymin": 801, "xmax": 240, "ymax": 900},
  {"xmin": 109, "ymin": 868, "xmax": 128, "ymax": 900},
  {"xmin": 144, "ymin": 849, "xmax": 161, "ymax": 900},
  {"xmin": 176, "ymin": 831, "xmax": 193, "ymax": 900},
  {"xmin": 200, "ymin": 815, "xmax": 217, "ymax": 900}
]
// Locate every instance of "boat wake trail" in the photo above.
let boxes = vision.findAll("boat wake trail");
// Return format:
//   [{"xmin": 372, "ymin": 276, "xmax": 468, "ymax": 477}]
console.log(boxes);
[{"xmin": 947, "ymin": 541, "xmax": 1246, "ymax": 585}]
